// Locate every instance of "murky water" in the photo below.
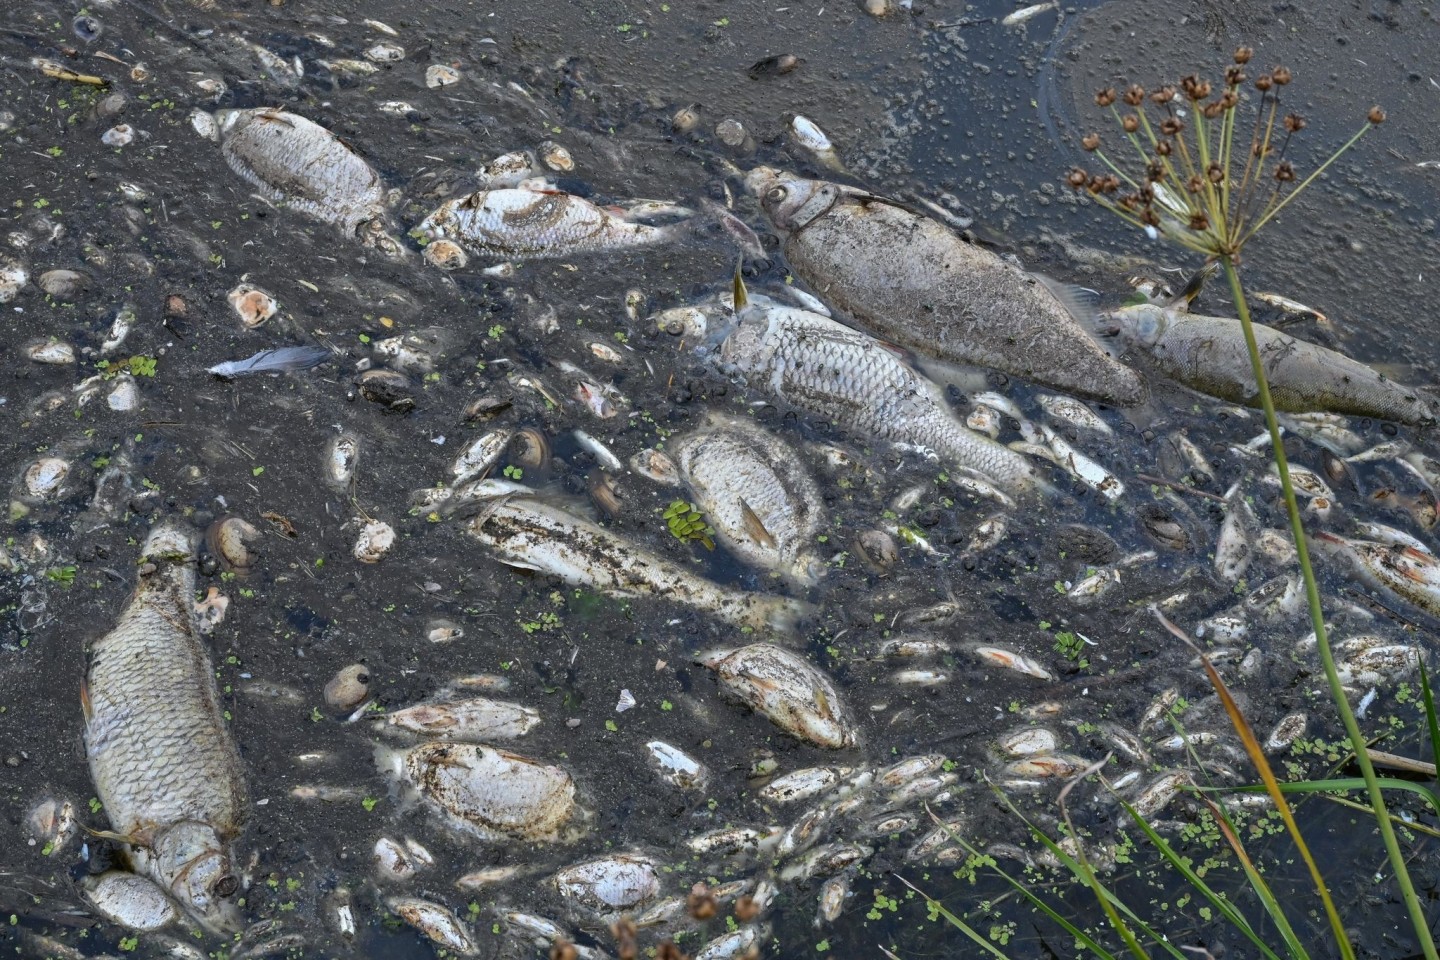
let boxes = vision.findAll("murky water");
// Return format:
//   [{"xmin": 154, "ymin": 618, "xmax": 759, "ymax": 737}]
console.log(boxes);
[{"xmin": 3, "ymin": 0, "xmax": 1439, "ymax": 957}]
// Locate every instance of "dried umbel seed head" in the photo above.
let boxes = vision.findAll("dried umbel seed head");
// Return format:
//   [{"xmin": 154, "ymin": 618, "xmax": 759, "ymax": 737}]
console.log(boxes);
[
  {"xmin": 1202, "ymin": 101, "xmax": 1224, "ymax": 119},
  {"xmin": 1140, "ymin": 207, "xmax": 1161, "ymax": 227},
  {"xmin": 1275, "ymin": 161, "xmax": 1296, "ymax": 182},
  {"xmin": 1066, "ymin": 168, "xmax": 1089, "ymax": 190},
  {"xmin": 1119, "ymin": 193, "xmax": 1143, "ymax": 211},
  {"xmin": 1207, "ymin": 163, "xmax": 1225, "ymax": 184},
  {"xmin": 1146, "ymin": 162, "xmax": 1164, "ymax": 183},
  {"xmin": 1219, "ymin": 90, "xmax": 1239, "ymax": 109},
  {"xmin": 1160, "ymin": 117, "xmax": 1184, "ymax": 136},
  {"xmin": 1186, "ymin": 174, "xmax": 1205, "ymax": 194},
  {"xmin": 1081, "ymin": 132, "xmax": 1101, "ymax": 151},
  {"xmin": 1180, "ymin": 74, "xmax": 1212, "ymax": 100},
  {"xmin": 1369, "ymin": 105, "xmax": 1387, "ymax": 124},
  {"xmin": 1284, "ymin": 113, "xmax": 1307, "ymax": 132},
  {"xmin": 1188, "ymin": 211, "xmax": 1210, "ymax": 231},
  {"xmin": 1252, "ymin": 139, "xmax": 1271, "ymax": 158},
  {"xmin": 656, "ymin": 944, "xmax": 686, "ymax": 960},
  {"xmin": 1150, "ymin": 85, "xmax": 1176, "ymax": 104},
  {"xmin": 1122, "ymin": 113, "xmax": 1140, "ymax": 132},
  {"xmin": 1271, "ymin": 65, "xmax": 1292, "ymax": 85},
  {"xmin": 1155, "ymin": 139, "xmax": 1172, "ymax": 156},
  {"xmin": 734, "ymin": 895, "xmax": 761, "ymax": 922},
  {"xmin": 1123, "ymin": 84, "xmax": 1146, "ymax": 106},
  {"xmin": 687, "ymin": 885, "xmax": 718, "ymax": 920},
  {"xmin": 549, "ymin": 941, "xmax": 579, "ymax": 960},
  {"xmin": 1095, "ymin": 87, "xmax": 1117, "ymax": 107},
  {"xmin": 1086, "ymin": 174, "xmax": 1106, "ymax": 194},
  {"xmin": 1255, "ymin": 73, "xmax": 1273, "ymax": 91},
  {"xmin": 1099, "ymin": 174, "xmax": 1121, "ymax": 193},
  {"xmin": 1234, "ymin": 46, "xmax": 1253, "ymax": 64},
  {"xmin": 1225, "ymin": 66, "xmax": 1246, "ymax": 86}
]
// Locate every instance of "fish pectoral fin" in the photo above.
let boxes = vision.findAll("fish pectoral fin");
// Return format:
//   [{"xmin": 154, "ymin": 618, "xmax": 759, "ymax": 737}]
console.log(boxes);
[
  {"xmin": 79, "ymin": 679, "xmax": 93, "ymax": 723},
  {"xmin": 738, "ymin": 500, "xmax": 778, "ymax": 549},
  {"xmin": 1031, "ymin": 272, "xmax": 1100, "ymax": 327},
  {"xmin": 85, "ymin": 827, "xmax": 141, "ymax": 845}
]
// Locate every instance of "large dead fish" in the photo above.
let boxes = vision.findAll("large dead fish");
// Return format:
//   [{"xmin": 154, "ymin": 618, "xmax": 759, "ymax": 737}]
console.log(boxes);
[
  {"xmin": 457, "ymin": 494, "xmax": 813, "ymax": 631},
  {"xmin": 1313, "ymin": 531, "xmax": 1440, "ymax": 619},
  {"xmin": 82, "ymin": 519, "xmax": 247, "ymax": 932},
  {"xmin": 209, "ymin": 108, "xmax": 401, "ymax": 254},
  {"xmin": 1102, "ymin": 303, "xmax": 1434, "ymax": 426},
  {"xmin": 744, "ymin": 167, "xmax": 1144, "ymax": 407},
  {"xmin": 703, "ymin": 274, "xmax": 1045, "ymax": 496},
  {"xmin": 672, "ymin": 413, "xmax": 828, "ymax": 587}
]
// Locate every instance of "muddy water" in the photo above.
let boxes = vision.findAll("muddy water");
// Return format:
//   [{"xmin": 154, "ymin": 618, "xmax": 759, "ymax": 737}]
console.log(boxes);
[{"xmin": 1, "ymin": 0, "xmax": 1438, "ymax": 957}]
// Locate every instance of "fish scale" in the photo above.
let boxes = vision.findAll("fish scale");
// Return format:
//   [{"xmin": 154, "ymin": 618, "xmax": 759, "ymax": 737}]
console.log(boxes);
[
  {"xmin": 715, "ymin": 300, "xmax": 1042, "ymax": 493},
  {"xmin": 214, "ymin": 108, "xmax": 386, "ymax": 237},
  {"xmin": 83, "ymin": 520, "xmax": 246, "ymax": 932},
  {"xmin": 418, "ymin": 188, "xmax": 672, "ymax": 259}
]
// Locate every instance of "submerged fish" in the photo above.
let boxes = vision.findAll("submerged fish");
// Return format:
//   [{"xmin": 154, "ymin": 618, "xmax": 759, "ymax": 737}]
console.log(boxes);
[
  {"xmin": 1103, "ymin": 303, "xmax": 1434, "ymax": 425},
  {"xmin": 83, "ymin": 520, "xmax": 247, "ymax": 932},
  {"xmin": 1314, "ymin": 531, "xmax": 1440, "ymax": 619},
  {"xmin": 706, "ymin": 276, "xmax": 1044, "ymax": 494},
  {"xmin": 745, "ymin": 167, "xmax": 1144, "ymax": 406},
  {"xmin": 672, "ymin": 414, "xmax": 828, "ymax": 586},
  {"xmin": 212, "ymin": 108, "xmax": 398, "ymax": 252},
  {"xmin": 417, "ymin": 186, "xmax": 682, "ymax": 262},
  {"xmin": 457, "ymin": 494, "xmax": 812, "ymax": 631}
]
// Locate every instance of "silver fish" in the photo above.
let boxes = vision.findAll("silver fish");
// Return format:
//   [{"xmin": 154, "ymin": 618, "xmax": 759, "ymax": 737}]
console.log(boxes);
[
  {"xmin": 1103, "ymin": 303, "xmax": 1433, "ymax": 425},
  {"xmin": 212, "ymin": 109, "xmax": 396, "ymax": 250},
  {"xmin": 417, "ymin": 186, "xmax": 681, "ymax": 261},
  {"xmin": 458, "ymin": 494, "xmax": 811, "ymax": 631},
  {"xmin": 673, "ymin": 414, "xmax": 827, "ymax": 586},
  {"xmin": 1314, "ymin": 531, "xmax": 1440, "ymax": 619},
  {"xmin": 700, "ymin": 644, "xmax": 857, "ymax": 749},
  {"xmin": 746, "ymin": 168, "xmax": 1143, "ymax": 406},
  {"xmin": 83, "ymin": 520, "xmax": 247, "ymax": 932},
  {"xmin": 709, "ymin": 278, "xmax": 1043, "ymax": 494}
]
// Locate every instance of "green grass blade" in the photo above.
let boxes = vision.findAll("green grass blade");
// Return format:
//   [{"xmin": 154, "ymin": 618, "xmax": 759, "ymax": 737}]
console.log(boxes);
[
  {"xmin": 1116, "ymin": 799, "xmax": 1287, "ymax": 960},
  {"xmin": 1223, "ymin": 778, "xmax": 1440, "ymax": 818},
  {"xmin": 1417, "ymin": 658, "xmax": 1440, "ymax": 776},
  {"xmin": 891, "ymin": 878, "xmax": 1014, "ymax": 960}
]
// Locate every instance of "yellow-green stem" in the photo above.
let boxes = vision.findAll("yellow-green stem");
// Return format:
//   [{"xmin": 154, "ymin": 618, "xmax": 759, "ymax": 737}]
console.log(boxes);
[{"xmin": 1222, "ymin": 258, "xmax": 1437, "ymax": 960}]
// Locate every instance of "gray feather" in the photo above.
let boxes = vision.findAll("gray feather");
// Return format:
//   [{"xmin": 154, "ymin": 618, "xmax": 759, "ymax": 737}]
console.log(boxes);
[{"xmin": 207, "ymin": 346, "xmax": 333, "ymax": 380}]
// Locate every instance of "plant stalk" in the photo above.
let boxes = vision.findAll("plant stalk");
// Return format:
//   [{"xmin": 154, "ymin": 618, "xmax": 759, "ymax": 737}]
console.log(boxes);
[{"xmin": 1222, "ymin": 257, "xmax": 1438, "ymax": 960}]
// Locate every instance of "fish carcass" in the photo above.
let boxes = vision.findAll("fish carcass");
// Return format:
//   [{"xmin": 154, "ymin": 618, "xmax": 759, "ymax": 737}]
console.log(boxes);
[
  {"xmin": 211, "ymin": 108, "xmax": 400, "ymax": 253},
  {"xmin": 1313, "ymin": 531, "xmax": 1440, "ymax": 620},
  {"xmin": 745, "ymin": 167, "xmax": 1144, "ymax": 407},
  {"xmin": 672, "ymin": 414, "xmax": 828, "ymax": 586},
  {"xmin": 705, "ymin": 276, "xmax": 1045, "ymax": 496},
  {"xmin": 1103, "ymin": 303, "xmax": 1434, "ymax": 425},
  {"xmin": 456, "ymin": 494, "xmax": 812, "ymax": 631},
  {"xmin": 82, "ymin": 520, "xmax": 248, "ymax": 932}
]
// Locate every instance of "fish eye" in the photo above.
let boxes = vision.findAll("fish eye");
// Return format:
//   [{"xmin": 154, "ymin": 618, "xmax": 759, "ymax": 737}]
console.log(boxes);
[
  {"xmin": 213, "ymin": 875, "xmax": 239, "ymax": 899},
  {"xmin": 766, "ymin": 186, "xmax": 788, "ymax": 204}
]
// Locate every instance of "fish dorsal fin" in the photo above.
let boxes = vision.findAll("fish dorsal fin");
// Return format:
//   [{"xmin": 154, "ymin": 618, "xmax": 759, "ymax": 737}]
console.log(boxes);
[
  {"xmin": 1031, "ymin": 272, "xmax": 1100, "ymax": 327},
  {"xmin": 1165, "ymin": 262, "xmax": 1219, "ymax": 310}
]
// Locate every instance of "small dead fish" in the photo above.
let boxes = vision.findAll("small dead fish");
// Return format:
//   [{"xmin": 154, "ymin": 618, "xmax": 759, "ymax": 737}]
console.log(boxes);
[
  {"xmin": 1314, "ymin": 531, "xmax": 1440, "ymax": 619},
  {"xmin": 1037, "ymin": 394, "xmax": 1112, "ymax": 435},
  {"xmin": 700, "ymin": 644, "xmax": 856, "ymax": 749},
  {"xmin": 1001, "ymin": 2, "xmax": 1057, "ymax": 26},
  {"xmin": 972, "ymin": 645, "xmax": 1053, "ymax": 680}
]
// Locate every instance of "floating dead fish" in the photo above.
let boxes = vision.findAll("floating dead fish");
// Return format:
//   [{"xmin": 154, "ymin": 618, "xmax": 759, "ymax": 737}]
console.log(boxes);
[
  {"xmin": 373, "ymin": 837, "xmax": 434, "ymax": 881},
  {"xmin": 83, "ymin": 872, "xmax": 179, "ymax": 931},
  {"xmin": 552, "ymin": 854, "xmax": 661, "ymax": 913},
  {"xmin": 747, "ymin": 168, "xmax": 1143, "ymax": 406},
  {"xmin": 1314, "ymin": 531, "xmax": 1440, "ymax": 620},
  {"xmin": 207, "ymin": 346, "xmax": 332, "ymax": 380},
  {"xmin": 1103, "ymin": 303, "xmax": 1433, "ymax": 425},
  {"xmin": 1002, "ymin": 2, "xmax": 1057, "ymax": 26},
  {"xmin": 700, "ymin": 644, "xmax": 857, "ymax": 749},
  {"xmin": 646, "ymin": 741, "xmax": 708, "ymax": 790},
  {"xmin": 386, "ymin": 898, "xmax": 477, "ymax": 956},
  {"xmin": 972, "ymin": 645, "xmax": 1053, "ymax": 680},
  {"xmin": 385, "ymin": 698, "xmax": 541, "ymax": 741}
]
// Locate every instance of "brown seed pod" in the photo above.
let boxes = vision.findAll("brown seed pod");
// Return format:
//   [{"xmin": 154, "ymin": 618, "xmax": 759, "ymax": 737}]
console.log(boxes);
[
  {"xmin": 206, "ymin": 515, "xmax": 261, "ymax": 577},
  {"xmin": 1094, "ymin": 87, "xmax": 1117, "ymax": 107},
  {"xmin": 1270, "ymin": 65, "xmax": 1291, "ymax": 85},
  {"xmin": 1081, "ymin": 132, "xmax": 1100, "ymax": 151},
  {"xmin": 1122, "ymin": 113, "xmax": 1139, "ymax": 132},
  {"xmin": 1283, "ymin": 113, "xmax": 1306, "ymax": 132},
  {"xmin": 1368, "ymin": 105, "xmax": 1386, "ymax": 125},
  {"xmin": 1123, "ymin": 84, "xmax": 1146, "ymax": 106},
  {"xmin": 1233, "ymin": 46, "xmax": 1253, "ymax": 64},
  {"xmin": 687, "ymin": 883, "xmax": 718, "ymax": 920},
  {"xmin": 511, "ymin": 428, "xmax": 551, "ymax": 471}
]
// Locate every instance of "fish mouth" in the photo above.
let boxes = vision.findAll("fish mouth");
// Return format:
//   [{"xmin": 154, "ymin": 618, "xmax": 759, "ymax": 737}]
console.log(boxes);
[
  {"xmin": 742, "ymin": 165, "xmax": 783, "ymax": 200},
  {"xmin": 141, "ymin": 520, "xmax": 199, "ymax": 563}
]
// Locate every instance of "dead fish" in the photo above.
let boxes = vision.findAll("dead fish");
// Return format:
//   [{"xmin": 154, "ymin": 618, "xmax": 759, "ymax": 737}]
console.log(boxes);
[
  {"xmin": 1102, "ymin": 303, "xmax": 1433, "ymax": 425},
  {"xmin": 384, "ymin": 698, "xmax": 541, "ymax": 741},
  {"xmin": 83, "ymin": 520, "xmax": 247, "ymax": 933},
  {"xmin": 1313, "ymin": 531, "xmax": 1440, "ymax": 620},
  {"xmin": 709, "ymin": 274, "xmax": 1044, "ymax": 495},
  {"xmin": 551, "ymin": 854, "xmax": 661, "ymax": 913},
  {"xmin": 1002, "ymin": 2, "xmax": 1058, "ymax": 26},
  {"xmin": 672, "ymin": 414, "xmax": 827, "ymax": 586},
  {"xmin": 457, "ymin": 494, "xmax": 811, "ymax": 632},
  {"xmin": 212, "ymin": 109, "xmax": 399, "ymax": 253},
  {"xmin": 746, "ymin": 167, "xmax": 1143, "ymax": 406},
  {"xmin": 700, "ymin": 644, "xmax": 857, "ymax": 749},
  {"xmin": 417, "ymin": 186, "xmax": 688, "ymax": 262}
]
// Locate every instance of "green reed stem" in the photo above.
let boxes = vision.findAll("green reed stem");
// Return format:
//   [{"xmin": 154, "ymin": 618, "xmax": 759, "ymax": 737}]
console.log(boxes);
[{"xmin": 1222, "ymin": 258, "xmax": 1438, "ymax": 960}]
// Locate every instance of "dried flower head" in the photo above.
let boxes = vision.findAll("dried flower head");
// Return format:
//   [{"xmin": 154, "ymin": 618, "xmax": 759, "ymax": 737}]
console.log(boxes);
[
  {"xmin": 1066, "ymin": 168, "xmax": 1089, "ymax": 190},
  {"xmin": 1220, "ymin": 91, "xmax": 1240, "ymax": 109},
  {"xmin": 1271, "ymin": 65, "xmax": 1292, "ymax": 85},
  {"xmin": 1122, "ymin": 113, "xmax": 1140, "ymax": 132},
  {"xmin": 1225, "ymin": 66, "xmax": 1246, "ymax": 86},
  {"xmin": 1160, "ymin": 117, "xmax": 1184, "ymax": 136},
  {"xmin": 1146, "ymin": 161, "xmax": 1164, "ymax": 182},
  {"xmin": 1186, "ymin": 174, "xmax": 1205, "ymax": 194},
  {"xmin": 1202, "ymin": 101, "xmax": 1224, "ymax": 119},
  {"xmin": 1123, "ymin": 84, "xmax": 1146, "ymax": 106},
  {"xmin": 1274, "ymin": 161, "xmax": 1296, "ymax": 182},
  {"xmin": 1188, "ymin": 211, "xmax": 1210, "ymax": 231},
  {"xmin": 1150, "ymin": 85, "xmax": 1176, "ymax": 104},
  {"xmin": 1284, "ymin": 113, "xmax": 1307, "ymax": 132},
  {"xmin": 1181, "ymin": 74, "xmax": 1212, "ymax": 100},
  {"xmin": 550, "ymin": 942, "xmax": 579, "ymax": 960},
  {"xmin": 1101, "ymin": 174, "xmax": 1121, "ymax": 193},
  {"xmin": 1207, "ymin": 163, "xmax": 1225, "ymax": 184},
  {"xmin": 687, "ymin": 885, "xmax": 718, "ymax": 920},
  {"xmin": 1140, "ymin": 207, "xmax": 1160, "ymax": 227},
  {"xmin": 1081, "ymin": 132, "xmax": 1101, "ymax": 151},
  {"xmin": 734, "ymin": 895, "xmax": 761, "ymax": 923},
  {"xmin": 1369, "ymin": 105, "xmax": 1387, "ymax": 124},
  {"xmin": 1095, "ymin": 87, "xmax": 1117, "ymax": 107},
  {"xmin": 1255, "ymin": 73, "xmax": 1273, "ymax": 92},
  {"xmin": 1234, "ymin": 46, "xmax": 1253, "ymax": 64},
  {"xmin": 1155, "ymin": 139, "xmax": 1173, "ymax": 156}
]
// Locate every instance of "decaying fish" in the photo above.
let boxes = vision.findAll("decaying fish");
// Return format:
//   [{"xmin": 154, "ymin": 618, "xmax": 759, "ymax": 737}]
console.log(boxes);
[
  {"xmin": 417, "ymin": 185, "xmax": 687, "ymax": 262},
  {"xmin": 457, "ymin": 494, "xmax": 811, "ymax": 631},
  {"xmin": 380, "ymin": 741, "xmax": 583, "ymax": 843},
  {"xmin": 673, "ymin": 414, "xmax": 827, "ymax": 586},
  {"xmin": 746, "ymin": 167, "xmax": 1143, "ymax": 406},
  {"xmin": 83, "ymin": 520, "xmax": 247, "ymax": 932},
  {"xmin": 1103, "ymin": 303, "xmax": 1433, "ymax": 425},
  {"xmin": 384, "ymin": 697, "xmax": 541, "ymax": 741},
  {"xmin": 706, "ymin": 275, "xmax": 1044, "ymax": 495},
  {"xmin": 210, "ymin": 108, "xmax": 399, "ymax": 253},
  {"xmin": 700, "ymin": 644, "xmax": 857, "ymax": 749},
  {"xmin": 1314, "ymin": 531, "xmax": 1440, "ymax": 620}
]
